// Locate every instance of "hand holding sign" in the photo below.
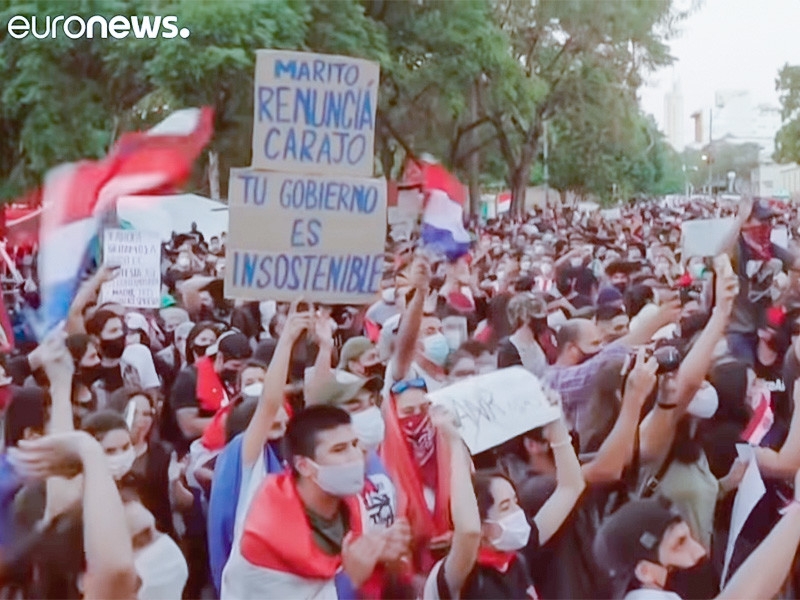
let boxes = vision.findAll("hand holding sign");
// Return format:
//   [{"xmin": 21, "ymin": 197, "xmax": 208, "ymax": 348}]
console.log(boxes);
[{"xmin": 428, "ymin": 367, "xmax": 561, "ymax": 455}]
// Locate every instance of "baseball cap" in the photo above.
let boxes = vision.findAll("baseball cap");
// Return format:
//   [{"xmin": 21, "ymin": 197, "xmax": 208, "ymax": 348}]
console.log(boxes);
[
  {"xmin": 338, "ymin": 337, "xmax": 374, "ymax": 370},
  {"xmin": 313, "ymin": 371, "xmax": 382, "ymax": 406},
  {"xmin": 209, "ymin": 330, "xmax": 252, "ymax": 360},
  {"xmin": 594, "ymin": 498, "xmax": 681, "ymax": 581}
]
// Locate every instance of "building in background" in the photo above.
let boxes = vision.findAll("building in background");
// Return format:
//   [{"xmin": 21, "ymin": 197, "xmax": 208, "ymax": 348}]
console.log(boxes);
[{"xmin": 664, "ymin": 81, "xmax": 684, "ymax": 150}]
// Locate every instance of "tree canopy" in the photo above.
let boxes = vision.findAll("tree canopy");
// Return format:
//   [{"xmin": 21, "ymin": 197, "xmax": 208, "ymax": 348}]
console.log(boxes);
[{"xmin": 1, "ymin": 0, "xmax": 691, "ymax": 210}]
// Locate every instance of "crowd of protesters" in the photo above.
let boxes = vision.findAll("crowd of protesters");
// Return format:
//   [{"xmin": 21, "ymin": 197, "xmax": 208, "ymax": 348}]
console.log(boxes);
[{"xmin": 4, "ymin": 196, "xmax": 800, "ymax": 599}]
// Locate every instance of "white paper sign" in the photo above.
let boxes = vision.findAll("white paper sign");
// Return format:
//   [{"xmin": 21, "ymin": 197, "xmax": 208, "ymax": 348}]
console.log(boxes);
[
  {"xmin": 721, "ymin": 444, "xmax": 766, "ymax": 588},
  {"xmin": 224, "ymin": 168, "xmax": 387, "ymax": 304},
  {"xmin": 428, "ymin": 367, "xmax": 561, "ymax": 455},
  {"xmin": 681, "ymin": 218, "xmax": 735, "ymax": 258},
  {"xmin": 771, "ymin": 226, "xmax": 789, "ymax": 249},
  {"xmin": 252, "ymin": 50, "xmax": 380, "ymax": 177},
  {"xmin": 100, "ymin": 229, "xmax": 162, "ymax": 308}
]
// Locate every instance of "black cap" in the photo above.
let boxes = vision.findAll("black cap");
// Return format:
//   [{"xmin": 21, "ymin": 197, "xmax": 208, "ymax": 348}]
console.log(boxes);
[
  {"xmin": 210, "ymin": 331, "xmax": 252, "ymax": 360},
  {"xmin": 593, "ymin": 497, "xmax": 681, "ymax": 580}
]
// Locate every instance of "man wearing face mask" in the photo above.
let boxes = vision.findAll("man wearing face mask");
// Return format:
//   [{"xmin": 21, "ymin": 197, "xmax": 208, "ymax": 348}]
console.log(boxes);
[
  {"xmin": 594, "ymin": 484, "xmax": 800, "ymax": 600},
  {"xmin": 172, "ymin": 330, "xmax": 252, "ymax": 452},
  {"xmin": 337, "ymin": 336, "xmax": 386, "ymax": 381},
  {"xmin": 384, "ymin": 257, "xmax": 450, "ymax": 396},
  {"xmin": 221, "ymin": 405, "xmax": 410, "ymax": 598},
  {"xmin": 312, "ymin": 373, "xmax": 396, "ymax": 530},
  {"xmin": 545, "ymin": 299, "xmax": 681, "ymax": 434}
]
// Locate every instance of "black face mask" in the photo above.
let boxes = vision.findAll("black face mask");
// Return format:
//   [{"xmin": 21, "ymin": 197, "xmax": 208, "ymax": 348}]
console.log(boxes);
[
  {"xmin": 220, "ymin": 368, "xmax": 239, "ymax": 390},
  {"xmin": 100, "ymin": 336, "xmax": 126, "ymax": 360},
  {"xmin": 363, "ymin": 362, "xmax": 386, "ymax": 380},
  {"xmin": 76, "ymin": 365, "xmax": 103, "ymax": 387},
  {"xmin": 193, "ymin": 343, "xmax": 211, "ymax": 359}
]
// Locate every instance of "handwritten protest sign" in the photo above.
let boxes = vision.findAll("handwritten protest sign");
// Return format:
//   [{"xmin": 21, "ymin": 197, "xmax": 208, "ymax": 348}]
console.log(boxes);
[
  {"xmin": 224, "ymin": 168, "xmax": 387, "ymax": 304},
  {"xmin": 681, "ymin": 217, "xmax": 735, "ymax": 257},
  {"xmin": 428, "ymin": 367, "xmax": 561, "ymax": 455},
  {"xmin": 721, "ymin": 444, "xmax": 765, "ymax": 588},
  {"xmin": 99, "ymin": 229, "xmax": 162, "ymax": 308},
  {"xmin": 252, "ymin": 50, "xmax": 380, "ymax": 177}
]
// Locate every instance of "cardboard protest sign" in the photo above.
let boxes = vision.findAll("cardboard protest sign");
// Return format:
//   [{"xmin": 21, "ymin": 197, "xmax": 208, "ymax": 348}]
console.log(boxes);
[
  {"xmin": 224, "ymin": 168, "xmax": 387, "ymax": 304},
  {"xmin": 428, "ymin": 367, "xmax": 561, "ymax": 455},
  {"xmin": 99, "ymin": 229, "xmax": 162, "ymax": 308},
  {"xmin": 252, "ymin": 50, "xmax": 380, "ymax": 177},
  {"xmin": 681, "ymin": 218, "xmax": 735, "ymax": 258}
]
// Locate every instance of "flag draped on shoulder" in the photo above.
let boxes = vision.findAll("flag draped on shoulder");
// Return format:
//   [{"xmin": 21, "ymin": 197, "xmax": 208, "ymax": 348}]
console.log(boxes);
[{"xmin": 37, "ymin": 107, "xmax": 214, "ymax": 334}]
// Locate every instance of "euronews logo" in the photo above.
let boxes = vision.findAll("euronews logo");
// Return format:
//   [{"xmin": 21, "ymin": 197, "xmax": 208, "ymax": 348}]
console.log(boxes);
[{"xmin": 6, "ymin": 15, "xmax": 190, "ymax": 40}]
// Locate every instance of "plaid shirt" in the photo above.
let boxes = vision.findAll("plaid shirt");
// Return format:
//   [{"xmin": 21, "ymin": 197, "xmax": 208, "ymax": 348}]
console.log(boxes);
[{"xmin": 543, "ymin": 341, "xmax": 630, "ymax": 436}]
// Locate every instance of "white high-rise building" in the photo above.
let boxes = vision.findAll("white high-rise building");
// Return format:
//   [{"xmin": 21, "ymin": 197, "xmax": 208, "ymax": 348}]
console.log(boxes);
[{"xmin": 664, "ymin": 81, "xmax": 684, "ymax": 150}]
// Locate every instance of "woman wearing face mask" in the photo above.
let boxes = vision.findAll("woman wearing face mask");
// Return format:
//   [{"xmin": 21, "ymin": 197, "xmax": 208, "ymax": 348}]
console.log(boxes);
[
  {"xmin": 123, "ymin": 495, "xmax": 188, "ymax": 600},
  {"xmin": 423, "ymin": 408, "xmax": 545, "ymax": 599},
  {"xmin": 107, "ymin": 388, "xmax": 193, "ymax": 538}
]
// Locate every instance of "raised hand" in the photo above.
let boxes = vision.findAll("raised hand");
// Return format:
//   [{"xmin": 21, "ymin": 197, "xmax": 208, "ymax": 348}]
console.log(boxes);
[
  {"xmin": 39, "ymin": 328, "xmax": 74, "ymax": 385},
  {"xmin": 8, "ymin": 431, "xmax": 100, "ymax": 480},
  {"xmin": 282, "ymin": 298, "xmax": 313, "ymax": 343},
  {"xmin": 342, "ymin": 530, "xmax": 385, "ymax": 587},
  {"xmin": 625, "ymin": 347, "xmax": 658, "ymax": 406},
  {"xmin": 429, "ymin": 405, "xmax": 461, "ymax": 441}
]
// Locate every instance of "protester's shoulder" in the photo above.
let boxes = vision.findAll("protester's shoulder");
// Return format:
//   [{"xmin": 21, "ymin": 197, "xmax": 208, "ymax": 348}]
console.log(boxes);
[{"xmin": 774, "ymin": 242, "xmax": 796, "ymax": 266}]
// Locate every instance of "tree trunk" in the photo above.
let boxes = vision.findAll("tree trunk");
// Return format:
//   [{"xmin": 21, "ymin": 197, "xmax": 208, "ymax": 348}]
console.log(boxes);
[
  {"xmin": 509, "ymin": 137, "xmax": 539, "ymax": 218},
  {"xmin": 208, "ymin": 150, "xmax": 220, "ymax": 200},
  {"xmin": 467, "ymin": 81, "xmax": 481, "ymax": 217}
]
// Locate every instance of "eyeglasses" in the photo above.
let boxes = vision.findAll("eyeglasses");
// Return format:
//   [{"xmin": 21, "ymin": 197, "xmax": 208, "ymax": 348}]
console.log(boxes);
[{"xmin": 391, "ymin": 377, "xmax": 428, "ymax": 395}]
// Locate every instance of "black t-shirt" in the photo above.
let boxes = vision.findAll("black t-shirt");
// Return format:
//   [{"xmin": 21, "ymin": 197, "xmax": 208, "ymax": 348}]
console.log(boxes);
[
  {"xmin": 431, "ymin": 524, "xmax": 540, "ymax": 600},
  {"xmin": 100, "ymin": 364, "xmax": 123, "ymax": 394},
  {"xmin": 755, "ymin": 356, "xmax": 790, "ymax": 447},
  {"xmin": 170, "ymin": 366, "xmax": 203, "ymax": 414}
]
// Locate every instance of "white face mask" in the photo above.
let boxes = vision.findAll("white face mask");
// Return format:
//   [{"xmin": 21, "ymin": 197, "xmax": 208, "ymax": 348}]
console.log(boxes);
[
  {"xmin": 242, "ymin": 382, "xmax": 264, "ymax": 402},
  {"xmin": 135, "ymin": 534, "xmax": 189, "ymax": 600},
  {"xmin": 107, "ymin": 448, "xmax": 136, "ymax": 480},
  {"xmin": 488, "ymin": 508, "xmax": 531, "ymax": 552},
  {"xmin": 422, "ymin": 333, "xmax": 450, "ymax": 367},
  {"xmin": 350, "ymin": 406, "xmax": 385, "ymax": 452},
  {"xmin": 310, "ymin": 458, "xmax": 365, "ymax": 497}
]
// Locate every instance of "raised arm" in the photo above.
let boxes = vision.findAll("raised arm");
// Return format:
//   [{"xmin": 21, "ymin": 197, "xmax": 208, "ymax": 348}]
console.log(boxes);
[
  {"xmin": 534, "ymin": 406, "xmax": 587, "ymax": 544},
  {"xmin": 66, "ymin": 266, "xmax": 116, "ymax": 335},
  {"xmin": 639, "ymin": 266, "xmax": 737, "ymax": 465},
  {"xmin": 717, "ymin": 469, "xmax": 800, "ymax": 600},
  {"xmin": 716, "ymin": 196, "xmax": 752, "ymax": 257},
  {"xmin": 10, "ymin": 431, "xmax": 138, "ymax": 599},
  {"xmin": 620, "ymin": 298, "xmax": 681, "ymax": 347},
  {"xmin": 304, "ymin": 310, "xmax": 337, "ymax": 406},
  {"xmin": 391, "ymin": 258, "xmax": 430, "ymax": 381},
  {"xmin": 242, "ymin": 302, "xmax": 310, "ymax": 466},
  {"xmin": 582, "ymin": 350, "xmax": 657, "ymax": 483},
  {"xmin": 432, "ymin": 406, "xmax": 481, "ymax": 597}
]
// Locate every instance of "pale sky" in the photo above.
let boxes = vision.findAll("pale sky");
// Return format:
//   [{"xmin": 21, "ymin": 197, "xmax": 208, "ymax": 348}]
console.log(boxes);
[{"xmin": 639, "ymin": 0, "xmax": 800, "ymax": 146}]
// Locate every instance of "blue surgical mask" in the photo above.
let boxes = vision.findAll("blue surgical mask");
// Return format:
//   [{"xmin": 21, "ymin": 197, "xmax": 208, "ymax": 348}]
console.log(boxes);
[{"xmin": 423, "ymin": 333, "xmax": 450, "ymax": 367}]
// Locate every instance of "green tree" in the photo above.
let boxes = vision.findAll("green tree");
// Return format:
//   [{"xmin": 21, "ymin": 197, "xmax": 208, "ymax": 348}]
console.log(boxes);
[
  {"xmin": 484, "ymin": 0, "xmax": 684, "ymax": 214},
  {"xmin": 775, "ymin": 63, "xmax": 800, "ymax": 164}
]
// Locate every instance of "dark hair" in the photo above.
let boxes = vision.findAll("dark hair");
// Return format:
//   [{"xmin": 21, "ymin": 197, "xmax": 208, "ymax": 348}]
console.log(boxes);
[
  {"xmin": 81, "ymin": 410, "xmax": 129, "ymax": 441},
  {"xmin": 459, "ymin": 340, "xmax": 490, "ymax": 358},
  {"xmin": 596, "ymin": 304, "xmax": 626, "ymax": 323},
  {"xmin": 4, "ymin": 387, "xmax": 47, "ymax": 447},
  {"xmin": 65, "ymin": 334, "xmax": 93, "ymax": 365},
  {"xmin": 556, "ymin": 319, "xmax": 585, "ymax": 350},
  {"xmin": 185, "ymin": 321, "xmax": 220, "ymax": 365},
  {"xmin": 106, "ymin": 387, "xmax": 156, "ymax": 415},
  {"xmin": 583, "ymin": 356, "xmax": 627, "ymax": 452},
  {"xmin": 86, "ymin": 309, "xmax": 124, "ymax": 338},
  {"xmin": 285, "ymin": 405, "xmax": 351, "ymax": 474},
  {"xmin": 624, "ymin": 284, "xmax": 655, "ymax": 318},
  {"xmin": 474, "ymin": 470, "xmax": 517, "ymax": 521}
]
